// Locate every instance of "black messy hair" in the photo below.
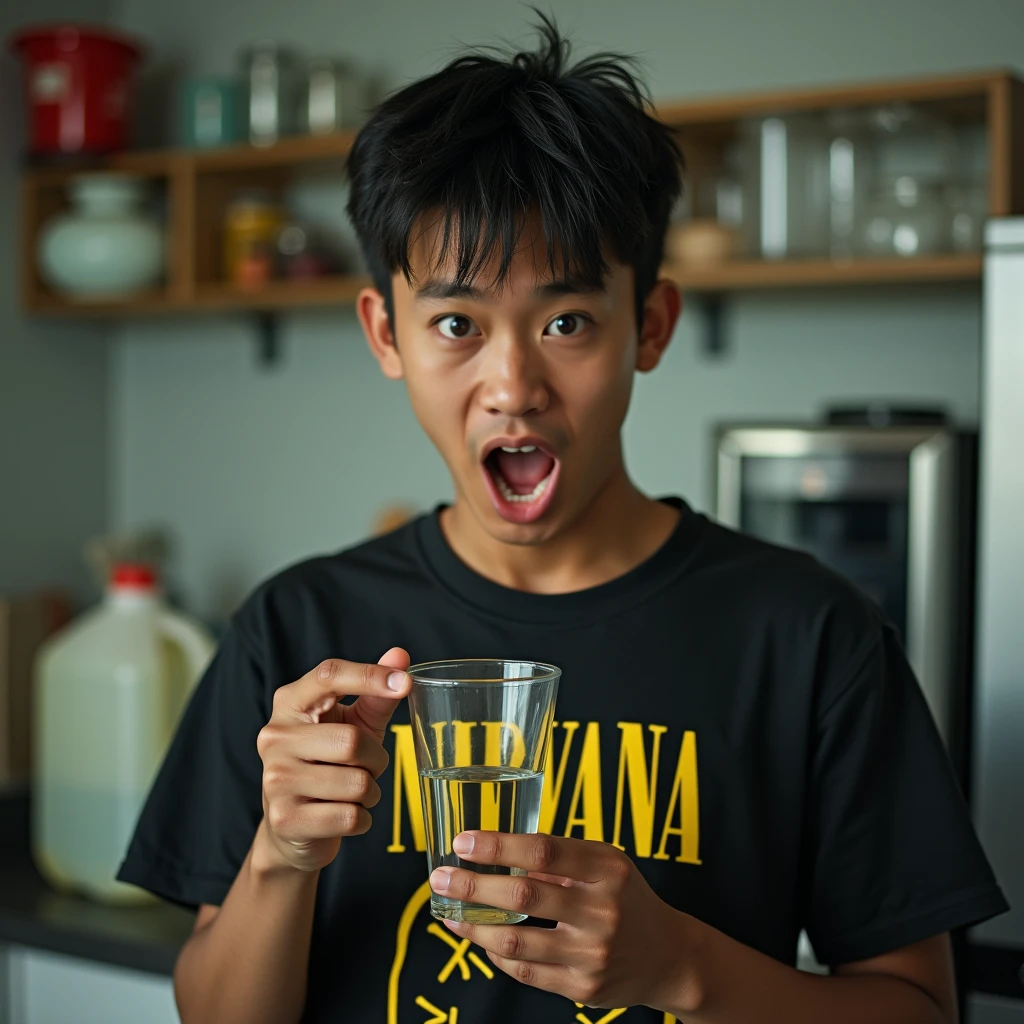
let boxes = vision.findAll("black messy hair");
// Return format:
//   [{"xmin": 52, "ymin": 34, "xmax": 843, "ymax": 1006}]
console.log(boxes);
[{"xmin": 346, "ymin": 12, "xmax": 684, "ymax": 327}]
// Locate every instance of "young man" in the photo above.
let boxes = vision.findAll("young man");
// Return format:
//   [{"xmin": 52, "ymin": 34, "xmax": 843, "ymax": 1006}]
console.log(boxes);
[{"xmin": 119, "ymin": 17, "xmax": 1007, "ymax": 1024}]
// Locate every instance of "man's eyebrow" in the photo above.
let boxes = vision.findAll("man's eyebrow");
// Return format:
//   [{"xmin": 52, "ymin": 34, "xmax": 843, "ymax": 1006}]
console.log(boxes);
[
  {"xmin": 415, "ymin": 280, "xmax": 487, "ymax": 301},
  {"xmin": 536, "ymin": 278, "xmax": 605, "ymax": 297},
  {"xmin": 415, "ymin": 277, "xmax": 605, "ymax": 301}
]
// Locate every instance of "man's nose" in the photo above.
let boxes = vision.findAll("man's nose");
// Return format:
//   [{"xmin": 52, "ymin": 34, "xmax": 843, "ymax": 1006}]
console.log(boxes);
[{"xmin": 477, "ymin": 333, "xmax": 550, "ymax": 419}]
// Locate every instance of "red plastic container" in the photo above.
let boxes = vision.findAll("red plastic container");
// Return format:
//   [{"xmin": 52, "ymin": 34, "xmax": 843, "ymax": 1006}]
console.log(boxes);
[{"xmin": 10, "ymin": 25, "xmax": 145, "ymax": 156}]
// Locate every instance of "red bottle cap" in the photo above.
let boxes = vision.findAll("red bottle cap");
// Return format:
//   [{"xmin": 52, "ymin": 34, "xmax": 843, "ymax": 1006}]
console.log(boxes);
[{"xmin": 110, "ymin": 563, "xmax": 157, "ymax": 589}]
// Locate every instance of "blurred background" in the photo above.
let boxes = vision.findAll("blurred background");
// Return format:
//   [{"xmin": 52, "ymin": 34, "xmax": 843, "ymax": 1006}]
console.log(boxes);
[{"xmin": 0, "ymin": 0, "xmax": 1022, "ymax": 1021}]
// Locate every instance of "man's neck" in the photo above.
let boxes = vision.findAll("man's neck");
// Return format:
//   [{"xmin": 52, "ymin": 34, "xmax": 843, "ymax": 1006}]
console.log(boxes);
[{"xmin": 439, "ymin": 468, "xmax": 681, "ymax": 595}]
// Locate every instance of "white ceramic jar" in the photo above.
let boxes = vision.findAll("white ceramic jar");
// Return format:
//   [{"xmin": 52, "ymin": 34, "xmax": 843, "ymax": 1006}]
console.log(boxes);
[{"xmin": 39, "ymin": 173, "xmax": 165, "ymax": 299}]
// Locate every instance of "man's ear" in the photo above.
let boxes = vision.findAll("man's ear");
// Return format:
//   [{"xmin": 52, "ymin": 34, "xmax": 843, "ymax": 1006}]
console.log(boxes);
[
  {"xmin": 636, "ymin": 279, "xmax": 681, "ymax": 373},
  {"xmin": 357, "ymin": 287, "xmax": 404, "ymax": 380}
]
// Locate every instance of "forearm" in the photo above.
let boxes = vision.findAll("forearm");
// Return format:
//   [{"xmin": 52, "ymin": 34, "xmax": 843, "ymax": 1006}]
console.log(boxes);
[
  {"xmin": 174, "ymin": 819, "xmax": 320, "ymax": 1024},
  {"xmin": 667, "ymin": 917, "xmax": 951, "ymax": 1024}
]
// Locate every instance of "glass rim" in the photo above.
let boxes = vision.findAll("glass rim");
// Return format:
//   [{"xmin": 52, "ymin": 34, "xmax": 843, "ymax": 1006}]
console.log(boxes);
[{"xmin": 408, "ymin": 658, "xmax": 561, "ymax": 687}]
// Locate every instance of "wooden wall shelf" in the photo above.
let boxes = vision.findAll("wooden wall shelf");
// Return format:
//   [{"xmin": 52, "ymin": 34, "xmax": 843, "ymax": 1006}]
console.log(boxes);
[
  {"xmin": 23, "ymin": 276, "xmax": 374, "ymax": 318},
  {"xmin": 191, "ymin": 276, "xmax": 370, "ymax": 312},
  {"xmin": 665, "ymin": 253, "xmax": 983, "ymax": 292},
  {"xmin": 19, "ymin": 70, "xmax": 1021, "ymax": 324}
]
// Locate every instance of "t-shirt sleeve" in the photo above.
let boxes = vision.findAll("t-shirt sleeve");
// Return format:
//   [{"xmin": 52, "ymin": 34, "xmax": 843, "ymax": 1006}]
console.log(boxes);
[
  {"xmin": 803, "ymin": 623, "xmax": 1008, "ymax": 966},
  {"xmin": 117, "ymin": 618, "xmax": 268, "ymax": 907}
]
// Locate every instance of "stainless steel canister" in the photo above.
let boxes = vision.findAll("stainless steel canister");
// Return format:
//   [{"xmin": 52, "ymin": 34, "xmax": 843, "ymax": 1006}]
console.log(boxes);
[
  {"xmin": 302, "ymin": 58, "xmax": 363, "ymax": 134},
  {"xmin": 240, "ymin": 43, "xmax": 298, "ymax": 147}
]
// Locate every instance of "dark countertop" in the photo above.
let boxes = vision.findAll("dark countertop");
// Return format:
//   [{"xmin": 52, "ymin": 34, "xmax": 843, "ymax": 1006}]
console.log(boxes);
[{"xmin": 0, "ymin": 793, "xmax": 194, "ymax": 976}]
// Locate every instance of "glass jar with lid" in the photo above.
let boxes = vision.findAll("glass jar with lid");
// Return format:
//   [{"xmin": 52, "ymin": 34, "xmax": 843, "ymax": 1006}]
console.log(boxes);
[
  {"xmin": 945, "ymin": 122, "xmax": 989, "ymax": 252},
  {"xmin": 946, "ymin": 181, "xmax": 987, "ymax": 252},
  {"xmin": 829, "ymin": 102, "xmax": 961, "ymax": 259},
  {"xmin": 860, "ymin": 175, "xmax": 947, "ymax": 257},
  {"xmin": 855, "ymin": 103, "xmax": 961, "ymax": 257},
  {"xmin": 740, "ymin": 112, "xmax": 832, "ymax": 259}
]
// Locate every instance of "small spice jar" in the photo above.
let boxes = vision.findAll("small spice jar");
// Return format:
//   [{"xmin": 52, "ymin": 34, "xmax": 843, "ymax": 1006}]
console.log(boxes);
[{"xmin": 223, "ymin": 191, "xmax": 284, "ymax": 287}]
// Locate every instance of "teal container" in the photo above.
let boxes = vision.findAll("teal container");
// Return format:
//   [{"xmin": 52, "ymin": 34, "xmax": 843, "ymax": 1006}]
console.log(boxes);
[{"xmin": 180, "ymin": 77, "xmax": 241, "ymax": 148}]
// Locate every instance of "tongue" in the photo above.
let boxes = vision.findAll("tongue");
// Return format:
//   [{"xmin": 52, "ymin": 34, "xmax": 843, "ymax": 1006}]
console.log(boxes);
[{"xmin": 493, "ymin": 450, "xmax": 555, "ymax": 495}]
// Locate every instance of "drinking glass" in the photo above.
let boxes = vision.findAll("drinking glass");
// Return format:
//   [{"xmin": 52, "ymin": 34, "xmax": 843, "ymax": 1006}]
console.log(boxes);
[{"xmin": 407, "ymin": 659, "xmax": 560, "ymax": 924}]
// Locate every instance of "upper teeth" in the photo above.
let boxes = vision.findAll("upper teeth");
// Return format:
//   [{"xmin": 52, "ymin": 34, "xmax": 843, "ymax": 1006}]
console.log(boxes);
[{"xmin": 500, "ymin": 445, "xmax": 537, "ymax": 453}]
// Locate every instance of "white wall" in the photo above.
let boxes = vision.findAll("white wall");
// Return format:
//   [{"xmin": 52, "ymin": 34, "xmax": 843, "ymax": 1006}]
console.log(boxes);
[
  {"xmin": 110, "ymin": 0, "xmax": 1024, "ymax": 99},
  {"xmin": 107, "ymin": 0, "xmax": 1023, "ymax": 622},
  {"xmin": 112, "ymin": 310, "xmax": 449, "ymax": 618},
  {"xmin": 0, "ymin": 1, "xmax": 112, "ymax": 603}
]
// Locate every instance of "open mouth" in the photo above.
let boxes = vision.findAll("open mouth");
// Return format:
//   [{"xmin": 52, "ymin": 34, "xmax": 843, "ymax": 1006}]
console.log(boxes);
[{"xmin": 481, "ymin": 440, "xmax": 560, "ymax": 524}]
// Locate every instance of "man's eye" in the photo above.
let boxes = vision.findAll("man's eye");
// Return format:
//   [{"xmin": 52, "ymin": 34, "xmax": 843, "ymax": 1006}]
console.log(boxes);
[
  {"xmin": 545, "ymin": 314, "xmax": 588, "ymax": 338},
  {"xmin": 436, "ymin": 315, "xmax": 481, "ymax": 340}
]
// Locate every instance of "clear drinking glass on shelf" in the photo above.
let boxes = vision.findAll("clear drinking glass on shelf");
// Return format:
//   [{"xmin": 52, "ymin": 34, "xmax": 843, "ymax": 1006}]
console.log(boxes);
[{"xmin": 407, "ymin": 659, "xmax": 560, "ymax": 925}]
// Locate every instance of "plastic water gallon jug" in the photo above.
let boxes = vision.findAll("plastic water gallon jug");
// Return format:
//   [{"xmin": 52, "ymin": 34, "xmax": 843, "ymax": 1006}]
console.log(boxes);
[{"xmin": 32, "ymin": 564, "xmax": 214, "ymax": 904}]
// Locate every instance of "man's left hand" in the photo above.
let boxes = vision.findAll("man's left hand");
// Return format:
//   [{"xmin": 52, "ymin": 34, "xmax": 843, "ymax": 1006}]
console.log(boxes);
[{"xmin": 430, "ymin": 831, "xmax": 697, "ymax": 1012}]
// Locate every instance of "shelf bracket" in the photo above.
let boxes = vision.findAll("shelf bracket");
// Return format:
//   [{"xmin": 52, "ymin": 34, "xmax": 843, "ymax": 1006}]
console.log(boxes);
[
  {"xmin": 699, "ymin": 295, "xmax": 728, "ymax": 359},
  {"xmin": 254, "ymin": 313, "xmax": 282, "ymax": 368}
]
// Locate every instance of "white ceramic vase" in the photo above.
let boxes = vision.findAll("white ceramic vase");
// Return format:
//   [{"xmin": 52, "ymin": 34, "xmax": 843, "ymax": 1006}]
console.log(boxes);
[{"xmin": 39, "ymin": 174, "xmax": 165, "ymax": 299}]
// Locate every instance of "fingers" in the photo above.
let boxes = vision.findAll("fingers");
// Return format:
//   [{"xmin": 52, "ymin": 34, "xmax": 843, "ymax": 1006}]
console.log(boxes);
[
  {"xmin": 443, "ymin": 919, "xmax": 578, "ymax": 967},
  {"xmin": 429, "ymin": 867, "xmax": 584, "ymax": 925},
  {"xmin": 442, "ymin": 918, "xmax": 619, "ymax": 1008},
  {"xmin": 263, "ymin": 761, "xmax": 381, "ymax": 808},
  {"xmin": 266, "ymin": 798, "xmax": 372, "ymax": 841},
  {"xmin": 480, "ymin": 947, "xmax": 572, "ymax": 994},
  {"xmin": 258, "ymin": 721, "xmax": 390, "ymax": 777},
  {"xmin": 258, "ymin": 648, "xmax": 411, "ymax": 868},
  {"xmin": 451, "ymin": 832, "xmax": 626, "ymax": 886},
  {"xmin": 345, "ymin": 647, "xmax": 414, "ymax": 739},
  {"xmin": 274, "ymin": 652, "xmax": 412, "ymax": 723},
  {"xmin": 443, "ymin": 918, "xmax": 601, "ymax": 998},
  {"xmin": 528, "ymin": 872, "xmax": 574, "ymax": 887},
  {"xmin": 376, "ymin": 646, "xmax": 411, "ymax": 672}
]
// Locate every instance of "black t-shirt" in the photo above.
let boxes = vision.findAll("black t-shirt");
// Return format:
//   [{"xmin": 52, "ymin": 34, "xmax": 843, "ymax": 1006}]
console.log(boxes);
[{"xmin": 120, "ymin": 500, "xmax": 1007, "ymax": 1024}]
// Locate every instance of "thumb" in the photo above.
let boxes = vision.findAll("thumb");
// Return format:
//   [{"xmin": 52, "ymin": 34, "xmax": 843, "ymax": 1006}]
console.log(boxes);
[
  {"xmin": 346, "ymin": 647, "xmax": 412, "ymax": 739},
  {"xmin": 377, "ymin": 647, "xmax": 412, "ymax": 673}
]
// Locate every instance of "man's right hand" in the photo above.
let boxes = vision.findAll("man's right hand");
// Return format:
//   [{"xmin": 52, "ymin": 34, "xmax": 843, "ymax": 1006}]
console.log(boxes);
[{"xmin": 255, "ymin": 647, "xmax": 412, "ymax": 873}]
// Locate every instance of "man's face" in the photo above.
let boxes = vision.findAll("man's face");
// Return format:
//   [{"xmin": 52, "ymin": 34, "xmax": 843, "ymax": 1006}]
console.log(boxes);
[{"xmin": 365, "ymin": 220, "xmax": 672, "ymax": 547}]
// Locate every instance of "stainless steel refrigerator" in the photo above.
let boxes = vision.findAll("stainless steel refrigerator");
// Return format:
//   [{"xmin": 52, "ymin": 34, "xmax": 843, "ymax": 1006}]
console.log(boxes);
[{"xmin": 968, "ymin": 218, "xmax": 1024, "ymax": 1023}]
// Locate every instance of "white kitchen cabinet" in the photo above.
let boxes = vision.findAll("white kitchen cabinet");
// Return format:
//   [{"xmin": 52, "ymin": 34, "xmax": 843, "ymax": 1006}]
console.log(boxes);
[{"xmin": 2, "ymin": 945, "xmax": 179, "ymax": 1024}]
